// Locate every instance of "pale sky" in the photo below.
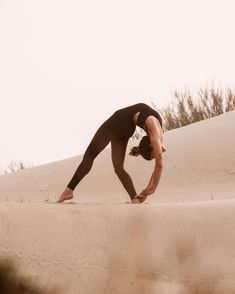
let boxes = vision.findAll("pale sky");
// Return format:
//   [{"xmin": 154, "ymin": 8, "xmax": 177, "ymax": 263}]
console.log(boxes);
[{"xmin": 1, "ymin": 0, "xmax": 235, "ymax": 171}]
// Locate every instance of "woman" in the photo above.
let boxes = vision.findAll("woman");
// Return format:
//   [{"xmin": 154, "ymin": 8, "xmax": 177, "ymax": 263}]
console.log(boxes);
[{"xmin": 58, "ymin": 103, "xmax": 165, "ymax": 204}]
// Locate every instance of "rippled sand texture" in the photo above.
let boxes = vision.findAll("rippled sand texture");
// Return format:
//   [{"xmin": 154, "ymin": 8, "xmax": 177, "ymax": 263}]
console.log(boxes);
[{"xmin": 0, "ymin": 111, "xmax": 235, "ymax": 293}]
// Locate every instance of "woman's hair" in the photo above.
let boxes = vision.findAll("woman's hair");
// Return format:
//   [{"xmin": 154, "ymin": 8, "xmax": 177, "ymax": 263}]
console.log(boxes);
[
  {"xmin": 139, "ymin": 136, "xmax": 152, "ymax": 160},
  {"xmin": 129, "ymin": 136, "xmax": 152, "ymax": 160}
]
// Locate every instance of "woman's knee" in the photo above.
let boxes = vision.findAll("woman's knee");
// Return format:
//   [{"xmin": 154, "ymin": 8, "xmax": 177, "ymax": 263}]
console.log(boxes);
[{"xmin": 113, "ymin": 165, "xmax": 126, "ymax": 177}]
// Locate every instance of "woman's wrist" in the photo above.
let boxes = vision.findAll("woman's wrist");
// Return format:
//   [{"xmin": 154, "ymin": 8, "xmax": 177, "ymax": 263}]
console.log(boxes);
[{"xmin": 144, "ymin": 187, "xmax": 155, "ymax": 195}]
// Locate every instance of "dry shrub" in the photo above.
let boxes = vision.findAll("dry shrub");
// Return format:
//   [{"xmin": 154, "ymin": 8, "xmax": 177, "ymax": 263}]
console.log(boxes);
[
  {"xmin": 131, "ymin": 83, "xmax": 235, "ymax": 140},
  {"xmin": 161, "ymin": 84, "xmax": 235, "ymax": 131}
]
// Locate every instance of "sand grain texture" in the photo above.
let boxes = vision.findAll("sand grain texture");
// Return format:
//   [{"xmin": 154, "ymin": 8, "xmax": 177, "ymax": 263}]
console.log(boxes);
[{"xmin": 0, "ymin": 111, "xmax": 235, "ymax": 293}]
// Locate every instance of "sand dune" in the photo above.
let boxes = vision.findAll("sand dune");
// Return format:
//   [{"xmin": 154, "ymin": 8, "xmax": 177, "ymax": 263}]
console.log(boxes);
[
  {"xmin": 1, "ymin": 200, "xmax": 235, "ymax": 293},
  {"xmin": 0, "ymin": 111, "xmax": 235, "ymax": 293},
  {"xmin": 1, "ymin": 110, "xmax": 234, "ymax": 203}
]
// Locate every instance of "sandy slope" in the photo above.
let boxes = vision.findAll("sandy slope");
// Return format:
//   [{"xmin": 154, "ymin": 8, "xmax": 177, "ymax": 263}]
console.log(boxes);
[
  {"xmin": 0, "ymin": 111, "xmax": 235, "ymax": 293},
  {"xmin": 0, "ymin": 110, "xmax": 234, "ymax": 203}
]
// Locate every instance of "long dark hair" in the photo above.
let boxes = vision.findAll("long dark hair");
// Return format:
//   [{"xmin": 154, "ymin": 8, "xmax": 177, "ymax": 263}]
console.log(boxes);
[
  {"xmin": 129, "ymin": 136, "xmax": 153, "ymax": 160},
  {"xmin": 139, "ymin": 136, "xmax": 152, "ymax": 160}
]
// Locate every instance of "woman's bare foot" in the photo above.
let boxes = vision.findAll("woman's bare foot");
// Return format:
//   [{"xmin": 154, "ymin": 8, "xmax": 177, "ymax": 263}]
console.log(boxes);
[
  {"xmin": 58, "ymin": 187, "xmax": 74, "ymax": 203},
  {"xmin": 131, "ymin": 198, "xmax": 141, "ymax": 204}
]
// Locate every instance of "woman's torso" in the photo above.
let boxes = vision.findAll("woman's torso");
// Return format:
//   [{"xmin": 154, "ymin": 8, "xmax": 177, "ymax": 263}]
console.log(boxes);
[{"xmin": 106, "ymin": 103, "xmax": 162, "ymax": 139}]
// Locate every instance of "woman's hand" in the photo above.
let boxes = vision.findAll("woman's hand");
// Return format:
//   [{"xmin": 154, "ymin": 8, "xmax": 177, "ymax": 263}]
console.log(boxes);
[
  {"xmin": 131, "ymin": 194, "xmax": 148, "ymax": 204},
  {"xmin": 131, "ymin": 187, "xmax": 155, "ymax": 204}
]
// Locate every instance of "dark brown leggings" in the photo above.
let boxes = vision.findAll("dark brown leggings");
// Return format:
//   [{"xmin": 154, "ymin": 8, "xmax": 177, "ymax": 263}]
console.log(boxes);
[{"xmin": 67, "ymin": 121, "xmax": 137, "ymax": 199}]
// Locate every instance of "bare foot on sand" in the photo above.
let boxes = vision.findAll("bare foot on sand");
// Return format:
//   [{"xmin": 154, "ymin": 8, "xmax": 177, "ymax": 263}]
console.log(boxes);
[
  {"xmin": 58, "ymin": 187, "xmax": 74, "ymax": 203},
  {"xmin": 131, "ymin": 198, "xmax": 141, "ymax": 204}
]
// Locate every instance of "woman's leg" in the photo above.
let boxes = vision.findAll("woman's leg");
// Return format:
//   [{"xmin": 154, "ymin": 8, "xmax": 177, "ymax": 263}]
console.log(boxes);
[
  {"xmin": 67, "ymin": 123, "xmax": 112, "ymax": 190},
  {"xmin": 111, "ymin": 138, "xmax": 137, "ymax": 199},
  {"xmin": 58, "ymin": 122, "xmax": 112, "ymax": 202}
]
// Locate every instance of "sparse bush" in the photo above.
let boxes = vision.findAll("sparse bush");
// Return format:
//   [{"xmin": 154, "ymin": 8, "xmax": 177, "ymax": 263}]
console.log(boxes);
[
  {"xmin": 1, "ymin": 160, "xmax": 32, "ymax": 175},
  {"xmin": 162, "ymin": 84, "xmax": 235, "ymax": 131},
  {"xmin": 131, "ymin": 84, "xmax": 235, "ymax": 140},
  {"xmin": 8, "ymin": 160, "xmax": 26, "ymax": 173},
  {"xmin": 225, "ymin": 88, "xmax": 235, "ymax": 112}
]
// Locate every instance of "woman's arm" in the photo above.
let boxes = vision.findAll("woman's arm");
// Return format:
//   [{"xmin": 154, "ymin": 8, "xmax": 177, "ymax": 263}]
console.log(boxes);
[
  {"xmin": 146, "ymin": 172, "xmax": 155, "ymax": 190},
  {"xmin": 141, "ymin": 146, "xmax": 163, "ymax": 196},
  {"xmin": 141, "ymin": 117, "xmax": 164, "ymax": 196}
]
